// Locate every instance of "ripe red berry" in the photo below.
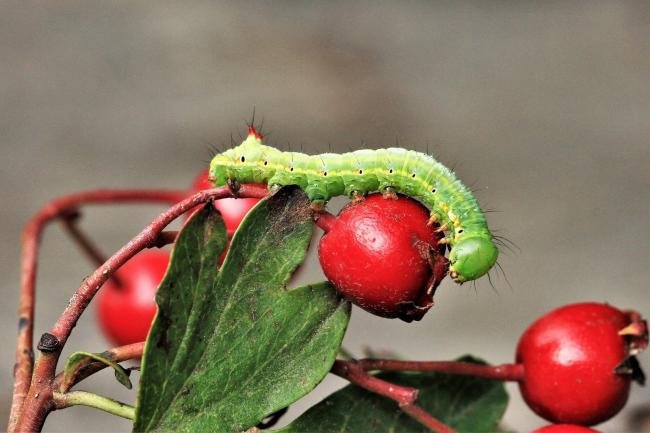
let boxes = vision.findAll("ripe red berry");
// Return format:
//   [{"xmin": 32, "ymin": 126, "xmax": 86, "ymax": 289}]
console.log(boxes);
[
  {"xmin": 96, "ymin": 250, "xmax": 170, "ymax": 346},
  {"xmin": 190, "ymin": 169, "xmax": 265, "ymax": 236},
  {"xmin": 516, "ymin": 302, "xmax": 639, "ymax": 425},
  {"xmin": 532, "ymin": 425, "xmax": 601, "ymax": 433},
  {"xmin": 317, "ymin": 193, "xmax": 446, "ymax": 321}
]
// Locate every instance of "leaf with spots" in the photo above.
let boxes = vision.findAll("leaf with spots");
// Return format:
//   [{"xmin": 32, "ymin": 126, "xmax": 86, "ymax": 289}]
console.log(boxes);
[
  {"xmin": 273, "ymin": 356, "xmax": 508, "ymax": 433},
  {"xmin": 133, "ymin": 186, "xmax": 350, "ymax": 432}
]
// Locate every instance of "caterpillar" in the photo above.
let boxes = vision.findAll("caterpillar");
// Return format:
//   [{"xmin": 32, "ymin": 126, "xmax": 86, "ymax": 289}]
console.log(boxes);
[{"xmin": 208, "ymin": 127, "xmax": 498, "ymax": 284}]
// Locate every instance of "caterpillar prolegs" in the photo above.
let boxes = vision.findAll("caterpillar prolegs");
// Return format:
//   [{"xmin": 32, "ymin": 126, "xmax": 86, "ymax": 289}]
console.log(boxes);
[{"xmin": 208, "ymin": 127, "xmax": 498, "ymax": 283}]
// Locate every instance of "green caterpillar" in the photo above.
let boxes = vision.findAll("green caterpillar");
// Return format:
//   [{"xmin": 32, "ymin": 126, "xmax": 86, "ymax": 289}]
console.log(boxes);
[{"xmin": 209, "ymin": 127, "xmax": 498, "ymax": 283}]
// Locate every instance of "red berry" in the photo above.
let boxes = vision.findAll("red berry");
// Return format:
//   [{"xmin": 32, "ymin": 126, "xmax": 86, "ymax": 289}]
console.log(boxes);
[
  {"xmin": 317, "ymin": 193, "xmax": 445, "ymax": 320},
  {"xmin": 516, "ymin": 302, "xmax": 635, "ymax": 425},
  {"xmin": 96, "ymin": 250, "xmax": 170, "ymax": 346},
  {"xmin": 190, "ymin": 169, "xmax": 265, "ymax": 236},
  {"xmin": 532, "ymin": 425, "xmax": 601, "ymax": 433}
]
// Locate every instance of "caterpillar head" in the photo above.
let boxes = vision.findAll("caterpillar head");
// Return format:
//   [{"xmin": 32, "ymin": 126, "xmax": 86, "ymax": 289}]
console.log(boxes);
[
  {"xmin": 209, "ymin": 127, "xmax": 266, "ymax": 186},
  {"xmin": 448, "ymin": 236, "xmax": 499, "ymax": 283}
]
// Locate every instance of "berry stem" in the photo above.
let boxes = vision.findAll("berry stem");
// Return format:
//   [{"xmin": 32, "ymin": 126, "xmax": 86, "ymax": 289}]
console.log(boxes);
[
  {"xmin": 331, "ymin": 360, "xmax": 418, "ymax": 405},
  {"xmin": 11, "ymin": 185, "xmax": 269, "ymax": 433},
  {"xmin": 60, "ymin": 212, "xmax": 179, "ymax": 291},
  {"xmin": 331, "ymin": 360, "xmax": 457, "ymax": 433},
  {"xmin": 59, "ymin": 211, "xmax": 126, "ymax": 288},
  {"xmin": 313, "ymin": 211, "xmax": 337, "ymax": 233},
  {"xmin": 53, "ymin": 391, "xmax": 135, "ymax": 420},
  {"xmin": 357, "ymin": 358, "xmax": 525, "ymax": 382},
  {"xmin": 400, "ymin": 404, "xmax": 458, "ymax": 433}
]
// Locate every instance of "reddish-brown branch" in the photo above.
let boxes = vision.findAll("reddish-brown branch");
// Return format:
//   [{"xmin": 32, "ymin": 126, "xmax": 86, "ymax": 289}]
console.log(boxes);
[
  {"xmin": 9, "ymin": 189, "xmax": 185, "ymax": 432},
  {"xmin": 331, "ymin": 360, "xmax": 417, "ymax": 405},
  {"xmin": 60, "ymin": 211, "xmax": 125, "ymax": 287},
  {"xmin": 11, "ymin": 186, "xmax": 268, "ymax": 433},
  {"xmin": 331, "ymin": 356, "xmax": 525, "ymax": 432},
  {"xmin": 54, "ymin": 342, "xmax": 145, "ymax": 392},
  {"xmin": 331, "ymin": 360, "xmax": 457, "ymax": 433},
  {"xmin": 153, "ymin": 231, "xmax": 179, "ymax": 249},
  {"xmin": 49, "ymin": 186, "xmax": 264, "ymax": 346},
  {"xmin": 62, "ymin": 213, "xmax": 178, "ymax": 287},
  {"xmin": 357, "ymin": 359, "xmax": 525, "ymax": 382},
  {"xmin": 400, "ymin": 404, "xmax": 457, "ymax": 433}
]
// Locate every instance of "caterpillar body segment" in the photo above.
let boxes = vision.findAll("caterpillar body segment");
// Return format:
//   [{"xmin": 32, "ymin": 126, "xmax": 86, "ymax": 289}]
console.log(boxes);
[{"xmin": 209, "ymin": 128, "xmax": 498, "ymax": 283}]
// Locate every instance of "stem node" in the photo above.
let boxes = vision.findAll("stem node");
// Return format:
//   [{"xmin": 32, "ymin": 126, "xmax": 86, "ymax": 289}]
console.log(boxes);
[{"xmin": 36, "ymin": 333, "xmax": 61, "ymax": 353}]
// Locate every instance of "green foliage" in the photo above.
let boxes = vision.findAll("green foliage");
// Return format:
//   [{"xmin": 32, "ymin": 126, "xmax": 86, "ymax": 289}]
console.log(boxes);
[
  {"xmin": 63, "ymin": 351, "xmax": 132, "ymax": 390},
  {"xmin": 275, "ymin": 356, "xmax": 508, "ymax": 433},
  {"xmin": 134, "ymin": 187, "xmax": 350, "ymax": 432}
]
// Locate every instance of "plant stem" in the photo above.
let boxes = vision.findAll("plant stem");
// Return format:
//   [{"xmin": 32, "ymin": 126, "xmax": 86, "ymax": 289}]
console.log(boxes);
[
  {"xmin": 11, "ymin": 185, "xmax": 268, "ymax": 433},
  {"xmin": 49, "ymin": 186, "xmax": 266, "ymax": 347},
  {"xmin": 53, "ymin": 391, "xmax": 135, "ymax": 420},
  {"xmin": 330, "ymin": 356, "xmax": 524, "ymax": 433},
  {"xmin": 357, "ymin": 359, "xmax": 525, "ymax": 382},
  {"xmin": 331, "ymin": 360, "xmax": 418, "ymax": 405},
  {"xmin": 313, "ymin": 210, "xmax": 337, "ymax": 232},
  {"xmin": 331, "ymin": 360, "xmax": 457, "ymax": 433},
  {"xmin": 10, "ymin": 188, "xmax": 185, "ymax": 433},
  {"xmin": 400, "ymin": 404, "xmax": 457, "ymax": 433},
  {"xmin": 60, "ymin": 211, "xmax": 125, "ymax": 287}
]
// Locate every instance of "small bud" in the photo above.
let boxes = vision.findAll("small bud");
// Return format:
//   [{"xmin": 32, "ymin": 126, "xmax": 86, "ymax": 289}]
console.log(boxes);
[{"xmin": 37, "ymin": 332, "xmax": 61, "ymax": 353}]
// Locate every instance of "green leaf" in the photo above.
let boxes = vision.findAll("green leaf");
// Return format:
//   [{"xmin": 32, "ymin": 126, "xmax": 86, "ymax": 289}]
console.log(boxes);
[
  {"xmin": 63, "ymin": 351, "xmax": 132, "ymax": 390},
  {"xmin": 134, "ymin": 187, "xmax": 350, "ymax": 433},
  {"xmin": 275, "ymin": 356, "xmax": 508, "ymax": 433}
]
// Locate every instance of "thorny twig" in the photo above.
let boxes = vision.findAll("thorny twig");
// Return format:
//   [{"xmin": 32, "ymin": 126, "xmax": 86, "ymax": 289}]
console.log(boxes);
[
  {"xmin": 10, "ymin": 186, "xmax": 268, "ymax": 432},
  {"xmin": 10, "ymin": 189, "xmax": 186, "ymax": 432}
]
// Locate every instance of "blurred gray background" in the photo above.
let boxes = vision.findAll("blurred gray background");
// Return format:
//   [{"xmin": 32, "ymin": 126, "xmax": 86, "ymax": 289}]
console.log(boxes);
[{"xmin": 1, "ymin": 1, "xmax": 649, "ymax": 432}]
